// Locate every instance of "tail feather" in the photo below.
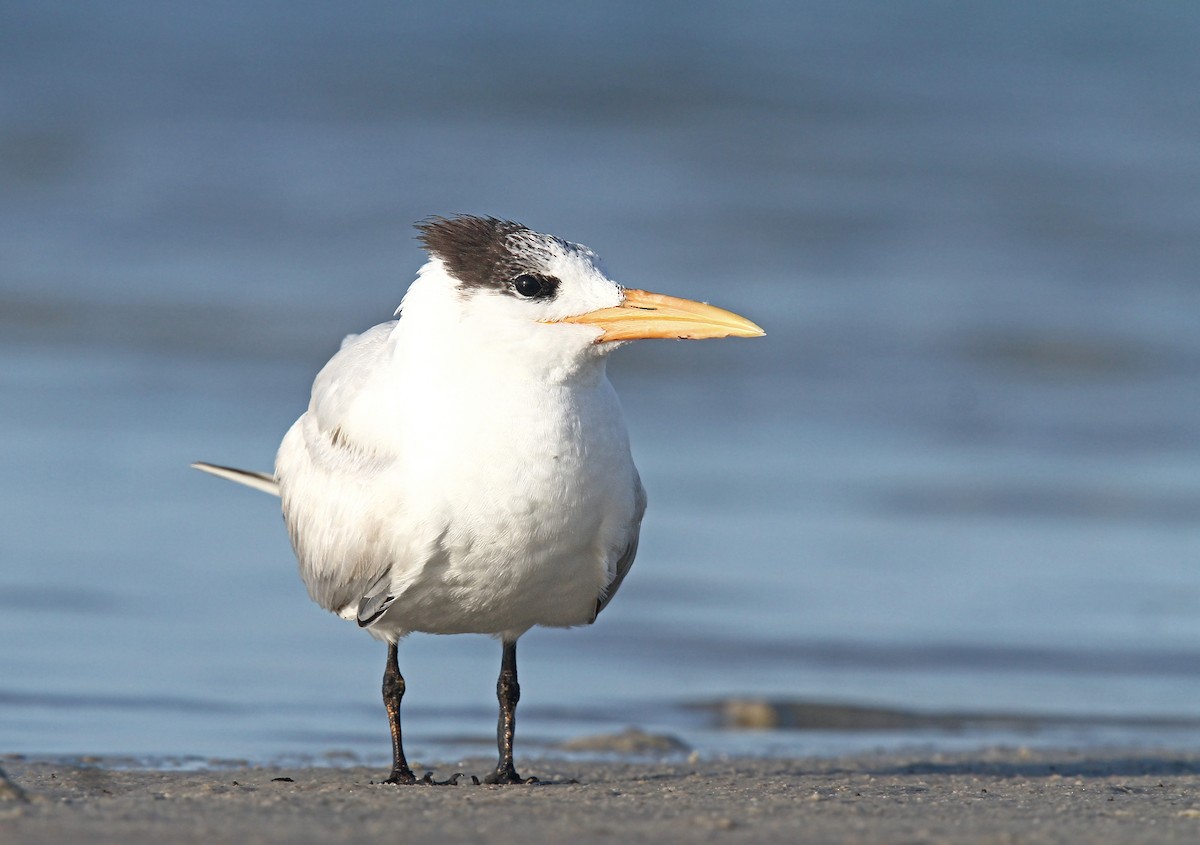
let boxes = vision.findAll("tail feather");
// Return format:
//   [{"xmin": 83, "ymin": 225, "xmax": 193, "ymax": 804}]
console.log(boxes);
[{"xmin": 191, "ymin": 462, "xmax": 280, "ymax": 497}]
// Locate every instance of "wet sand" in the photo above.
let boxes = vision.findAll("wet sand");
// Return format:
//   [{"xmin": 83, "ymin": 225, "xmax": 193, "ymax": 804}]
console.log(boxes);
[{"xmin": 4, "ymin": 748, "xmax": 1200, "ymax": 844}]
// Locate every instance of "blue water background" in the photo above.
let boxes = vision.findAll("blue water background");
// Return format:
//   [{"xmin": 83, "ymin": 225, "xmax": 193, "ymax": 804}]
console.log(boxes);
[{"xmin": 3, "ymin": 1, "xmax": 1200, "ymax": 763}]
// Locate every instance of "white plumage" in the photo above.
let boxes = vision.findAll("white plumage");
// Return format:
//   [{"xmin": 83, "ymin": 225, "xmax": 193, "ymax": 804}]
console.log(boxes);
[
  {"xmin": 194, "ymin": 215, "xmax": 762, "ymax": 784},
  {"xmin": 277, "ymin": 258, "xmax": 645, "ymax": 639}
]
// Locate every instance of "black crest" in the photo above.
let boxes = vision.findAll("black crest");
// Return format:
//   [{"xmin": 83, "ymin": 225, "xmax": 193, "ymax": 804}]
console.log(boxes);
[{"xmin": 416, "ymin": 215, "xmax": 556, "ymax": 294}]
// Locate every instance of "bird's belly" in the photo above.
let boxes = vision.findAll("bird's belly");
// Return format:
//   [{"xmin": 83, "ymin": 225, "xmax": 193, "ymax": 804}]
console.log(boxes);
[
  {"xmin": 386, "ymin": 463, "xmax": 623, "ymax": 636},
  {"xmin": 394, "ymin": 541, "xmax": 603, "ymax": 636}
]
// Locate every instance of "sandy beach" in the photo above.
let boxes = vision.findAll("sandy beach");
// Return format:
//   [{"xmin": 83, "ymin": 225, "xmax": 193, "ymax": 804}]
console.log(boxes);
[{"xmin": 4, "ymin": 747, "xmax": 1200, "ymax": 844}]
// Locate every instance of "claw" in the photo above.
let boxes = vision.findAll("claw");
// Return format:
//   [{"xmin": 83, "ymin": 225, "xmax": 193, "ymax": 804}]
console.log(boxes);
[{"xmin": 445, "ymin": 772, "xmax": 480, "ymax": 786}]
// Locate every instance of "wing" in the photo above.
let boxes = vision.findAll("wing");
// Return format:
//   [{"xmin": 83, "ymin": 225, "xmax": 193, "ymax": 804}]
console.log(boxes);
[
  {"xmin": 308, "ymin": 321, "xmax": 399, "ymax": 439},
  {"xmin": 594, "ymin": 473, "xmax": 647, "ymax": 619},
  {"xmin": 277, "ymin": 320, "xmax": 415, "ymax": 619},
  {"xmin": 188, "ymin": 325, "xmax": 398, "ymax": 499},
  {"xmin": 355, "ymin": 564, "xmax": 398, "ymax": 627}
]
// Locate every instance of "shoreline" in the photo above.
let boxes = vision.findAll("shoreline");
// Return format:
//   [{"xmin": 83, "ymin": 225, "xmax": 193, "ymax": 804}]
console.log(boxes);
[{"xmin": 5, "ymin": 747, "xmax": 1200, "ymax": 844}]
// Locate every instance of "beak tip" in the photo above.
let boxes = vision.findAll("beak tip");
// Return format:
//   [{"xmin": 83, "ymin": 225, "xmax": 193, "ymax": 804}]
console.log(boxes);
[{"xmin": 723, "ymin": 318, "xmax": 765, "ymax": 339}]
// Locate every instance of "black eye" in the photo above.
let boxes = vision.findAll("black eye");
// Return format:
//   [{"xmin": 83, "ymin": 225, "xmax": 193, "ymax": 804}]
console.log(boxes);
[{"xmin": 512, "ymin": 273, "xmax": 557, "ymax": 299}]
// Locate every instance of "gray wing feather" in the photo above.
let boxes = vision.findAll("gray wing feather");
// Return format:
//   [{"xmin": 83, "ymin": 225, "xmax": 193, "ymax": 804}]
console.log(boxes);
[
  {"xmin": 594, "ymin": 475, "xmax": 648, "ymax": 620},
  {"xmin": 356, "ymin": 565, "xmax": 397, "ymax": 627}
]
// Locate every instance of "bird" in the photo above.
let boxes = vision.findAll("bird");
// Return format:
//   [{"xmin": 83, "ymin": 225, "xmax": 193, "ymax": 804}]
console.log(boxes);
[{"xmin": 193, "ymin": 215, "xmax": 763, "ymax": 785}]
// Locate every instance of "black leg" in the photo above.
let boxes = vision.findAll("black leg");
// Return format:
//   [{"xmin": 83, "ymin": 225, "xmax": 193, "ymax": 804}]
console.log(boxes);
[
  {"xmin": 382, "ymin": 642, "xmax": 417, "ymax": 784},
  {"xmin": 483, "ymin": 640, "xmax": 534, "ymax": 784}
]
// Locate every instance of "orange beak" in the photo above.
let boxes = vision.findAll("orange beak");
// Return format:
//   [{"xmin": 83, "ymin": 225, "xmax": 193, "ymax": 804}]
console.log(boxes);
[{"xmin": 553, "ymin": 289, "xmax": 765, "ymax": 343}]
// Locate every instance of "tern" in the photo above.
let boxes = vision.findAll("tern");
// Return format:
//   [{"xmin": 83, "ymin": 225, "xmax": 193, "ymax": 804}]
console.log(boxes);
[{"xmin": 194, "ymin": 215, "xmax": 763, "ymax": 784}]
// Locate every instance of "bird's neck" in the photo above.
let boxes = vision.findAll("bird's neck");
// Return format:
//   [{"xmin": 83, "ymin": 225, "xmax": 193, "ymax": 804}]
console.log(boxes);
[{"xmin": 393, "ymin": 281, "xmax": 612, "ymax": 389}]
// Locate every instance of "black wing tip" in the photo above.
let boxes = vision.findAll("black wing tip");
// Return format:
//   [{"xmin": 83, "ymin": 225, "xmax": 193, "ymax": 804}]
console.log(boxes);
[{"xmin": 356, "ymin": 595, "xmax": 397, "ymax": 628}]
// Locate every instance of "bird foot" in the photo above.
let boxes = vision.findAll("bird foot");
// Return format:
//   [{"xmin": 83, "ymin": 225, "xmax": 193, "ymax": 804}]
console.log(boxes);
[
  {"xmin": 382, "ymin": 768, "xmax": 480, "ymax": 786},
  {"xmin": 421, "ymin": 772, "xmax": 479, "ymax": 786},
  {"xmin": 483, "ymin": 768, "xmax": 538, "ymax": 785},
  {"xmin": 382, "ymin": 766, "xmax": 418, "ymax": 785}
]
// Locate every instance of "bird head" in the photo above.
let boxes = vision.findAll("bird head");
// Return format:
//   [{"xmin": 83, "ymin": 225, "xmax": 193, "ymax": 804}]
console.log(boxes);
[{"xmin": 403, "ymin": 216, "xmax": 763, "ymax": 372}]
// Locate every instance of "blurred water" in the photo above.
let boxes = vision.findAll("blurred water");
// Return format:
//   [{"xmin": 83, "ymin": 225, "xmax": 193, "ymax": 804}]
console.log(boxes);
[{"xmin": 3, "ymin": 1, "xmax": 1200, "ymax": 763}]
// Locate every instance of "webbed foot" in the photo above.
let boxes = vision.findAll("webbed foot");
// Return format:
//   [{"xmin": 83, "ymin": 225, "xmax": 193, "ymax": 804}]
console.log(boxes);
[
  {"xmin": 381, "ymin": 766, "xmax": 418, "ymax": 785},
  {"xmin": 420, "ymin": 772, "xmax": 480, "ymax": 786},
  {"xmin": 483, "ymin": 767, "xmax": 538, "ymax": 785}
]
